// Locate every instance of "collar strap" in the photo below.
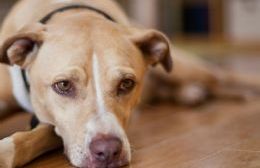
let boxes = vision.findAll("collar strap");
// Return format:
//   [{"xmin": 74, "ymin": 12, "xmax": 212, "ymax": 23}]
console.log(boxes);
[
  {"xmin": 21, "ymin": 70, "xmax": 30, "ymax": 91},
  {"xmin": 40, "ymin": 4, "xmax": 116, "ymax": 24}
]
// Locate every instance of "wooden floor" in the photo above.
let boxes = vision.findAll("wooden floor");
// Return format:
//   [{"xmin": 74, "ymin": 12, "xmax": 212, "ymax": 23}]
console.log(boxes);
[{"xmin": 1, "ymin": 99, "xmax": 260, "ymax": 168}]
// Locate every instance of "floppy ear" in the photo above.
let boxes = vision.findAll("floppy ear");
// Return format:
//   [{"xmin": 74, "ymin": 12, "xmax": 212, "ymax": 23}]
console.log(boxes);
[
  {"xmin": 0, "ymin": 23, "xmax": 46, "ymax": 68},
  {"xmin": 128, "ymin": 28, "xmax": 173, "ymax": 72}
]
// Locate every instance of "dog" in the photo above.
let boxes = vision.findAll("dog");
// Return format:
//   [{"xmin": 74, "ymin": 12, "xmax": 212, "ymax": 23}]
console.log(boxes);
[{"xmin": 0, "ymin": 0, "xmax": 259, "ymax": 168}]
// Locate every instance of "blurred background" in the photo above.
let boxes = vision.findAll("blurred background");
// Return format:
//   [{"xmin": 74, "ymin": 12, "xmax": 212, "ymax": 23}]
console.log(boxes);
[
  {"xmin": 0, "ymin": 0, "xmax": 260, "ymax": 72},
  {"xmin": 1, "ymin": 0, "xmax": 260, "ymax": 42},
  {"xmin": 118, "ymin": 0, "xmax": 260, "ymax": 42},
  {"xmin": 117, "ymin": 0, "xmax": 260, "ymax": 76}
]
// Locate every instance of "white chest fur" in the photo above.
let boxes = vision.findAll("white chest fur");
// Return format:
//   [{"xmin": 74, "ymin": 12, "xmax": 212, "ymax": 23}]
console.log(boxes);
[{"xmin": 9, "ymin": 66, "xmax": 34, "ymax": 113}]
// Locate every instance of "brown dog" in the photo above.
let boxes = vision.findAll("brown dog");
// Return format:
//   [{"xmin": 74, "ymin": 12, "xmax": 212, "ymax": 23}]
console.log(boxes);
[{"xmin": 0, "ymin": 0, "xmax": 259, "ymax": 168}]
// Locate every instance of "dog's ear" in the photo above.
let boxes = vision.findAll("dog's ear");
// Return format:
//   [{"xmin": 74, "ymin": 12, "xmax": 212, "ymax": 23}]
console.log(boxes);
[
  {"xmin": 128, "ymin": 28, "xmax": 173, "ymax": 73},
  {"xmin": 0, "ymin": 23, "xmax": 46, "ymax": 68}
]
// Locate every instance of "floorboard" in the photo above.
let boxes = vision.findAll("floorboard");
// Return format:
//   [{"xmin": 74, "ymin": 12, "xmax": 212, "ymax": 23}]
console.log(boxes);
[{"xmin": 1, "ymin": 99, "xmax": 260, "ymax": 168}]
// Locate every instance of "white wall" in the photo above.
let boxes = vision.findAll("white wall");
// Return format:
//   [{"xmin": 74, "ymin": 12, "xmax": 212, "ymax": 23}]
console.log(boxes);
[
  {"xmin": 225, "ymin": 0, "xmax": 260, "ymax": 42},
  {"xmin": 128, "ymin": 0, "xmax": 159, "ymax": 28}
]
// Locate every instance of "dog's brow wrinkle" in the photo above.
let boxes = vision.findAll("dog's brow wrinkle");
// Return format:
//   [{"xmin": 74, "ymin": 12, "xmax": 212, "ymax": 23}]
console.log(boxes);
[{"xmin": 92, "ymin": 53, "xmax": 106, "ymax": 113}]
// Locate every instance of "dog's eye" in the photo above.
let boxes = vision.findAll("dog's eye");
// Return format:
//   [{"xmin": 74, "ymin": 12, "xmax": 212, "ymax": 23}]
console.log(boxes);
[
  {"xmin": 118, "ymin": 79, "xmax": 136, "ymax": 95},
  {"xmin": 52, "ymin": 80, "xmax": 75, "ymax": 97}
]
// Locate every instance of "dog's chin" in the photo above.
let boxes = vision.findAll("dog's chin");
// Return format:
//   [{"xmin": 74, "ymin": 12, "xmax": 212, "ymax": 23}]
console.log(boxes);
[
  {"xmin": 66, "ymin": 148, "xmax": 130, "ymax": 168},
  {"xmin": 64, "ymin": 146, "xmax": 86, "ymax": 168},
  {"xmin": 69, "ymin": 155, "xmax": 130, "ymax": 168},
  {"xmin": 82, "ymin": 158, "xmax": 129, "ymax": 168},
  {"xmin": 67, "ymin": 154, "xmax": 89, "ymax": 168},
  {"xmin": 86, "ymin": 158, "xmax": 130, "ymax": 168}
]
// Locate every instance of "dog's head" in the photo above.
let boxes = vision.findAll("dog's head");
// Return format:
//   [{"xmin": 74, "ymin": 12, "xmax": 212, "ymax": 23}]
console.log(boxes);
[{"xmin": 0, "ymin": 14, "xmax": 172, "ymax": 168}]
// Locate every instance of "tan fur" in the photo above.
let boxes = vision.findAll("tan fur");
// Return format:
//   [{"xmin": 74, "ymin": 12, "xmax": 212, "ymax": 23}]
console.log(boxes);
[
  {"xmin": 0, "ymin": 137, "xmax": 15, "ymax": 168},
  {"xmin": 0, "ymin": 124, "xmax": 61, "ymax": 168},
  {"xmin": 0, "ymin": 64, "xmax": 18, "ymax": 116},
  {"xmin": 12, "ymin": 124, "xmax": 61, "ymax": 167}
]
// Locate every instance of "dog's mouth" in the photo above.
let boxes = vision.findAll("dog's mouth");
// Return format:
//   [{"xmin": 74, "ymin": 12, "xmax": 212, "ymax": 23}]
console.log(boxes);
[
  {"xmin": 58, "ymin": 111, "xmax": 132, "ymax": 168},
  {"xmin": 68, "ymin": 154, "xmax": 129, "ymax": 168},
  {"xmin": 64, "ymin": 134, "xmax": 131, "ymax": 168},
  {"xmin": 86, "ymin": 156, "xmax": 130, "ymax": 168},
  {"xmin": 68, "ymin": 149, "xmax": 130, "ymax": 168}
]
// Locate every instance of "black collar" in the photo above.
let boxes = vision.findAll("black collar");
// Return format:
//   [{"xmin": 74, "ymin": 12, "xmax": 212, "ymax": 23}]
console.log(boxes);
[{"xmin": 40, "ymin": 4, "xmax": 116, "ymax": 24}]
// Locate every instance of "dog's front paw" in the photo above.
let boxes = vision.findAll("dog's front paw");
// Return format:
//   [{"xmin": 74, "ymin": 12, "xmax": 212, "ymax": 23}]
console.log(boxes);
[{"xmin": 0, "ymin": 137, "xmax": 15, "ymax": 168}]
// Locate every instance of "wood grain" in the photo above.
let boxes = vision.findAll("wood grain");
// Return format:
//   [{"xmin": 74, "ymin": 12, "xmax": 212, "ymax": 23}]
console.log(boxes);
[{"xmin": 1, "ymin": 99, "xmax": 260, "ymax": 168}]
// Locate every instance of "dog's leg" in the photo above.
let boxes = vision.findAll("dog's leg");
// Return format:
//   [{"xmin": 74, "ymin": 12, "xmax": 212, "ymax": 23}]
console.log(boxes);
[
  {"xmin": 143, "ymin": 47, "xmax": 260, "ymax": 105},
  {"xmin": 0, "ymin": 64, "xmax": 19, "ymax": 118},
  {"xmin": 0, "ymin": 124, "xmax": 62, "ymax": 168},
  {"xmin": 142, "ymin": 47, "xmax": 218, "ymax": 105}
]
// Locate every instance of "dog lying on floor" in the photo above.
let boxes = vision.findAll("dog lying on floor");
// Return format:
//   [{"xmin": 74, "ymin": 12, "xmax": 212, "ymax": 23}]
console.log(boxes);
[{"xmin": 0, "ymin": 0, "xmax": 259, "ymax": 168}]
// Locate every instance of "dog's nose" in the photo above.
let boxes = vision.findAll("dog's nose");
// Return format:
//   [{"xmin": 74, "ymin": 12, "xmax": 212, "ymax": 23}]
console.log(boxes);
[{"xmin": 90, "ymin": 136, "xmax": 123, "ymax": 165}]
